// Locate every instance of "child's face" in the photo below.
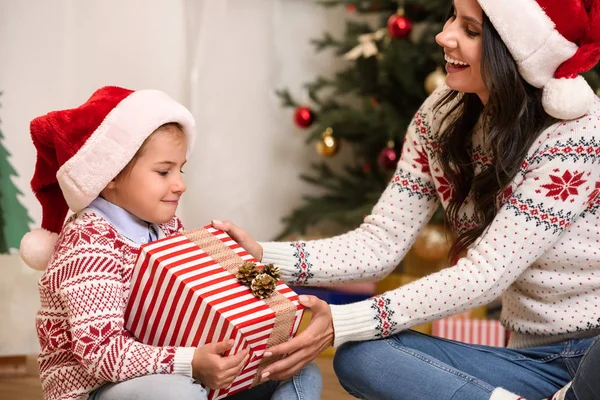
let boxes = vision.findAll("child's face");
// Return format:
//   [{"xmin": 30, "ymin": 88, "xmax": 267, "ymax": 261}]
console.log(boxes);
[{"xmin": 107, "ymin": 127, "xmax": 187, "ymax": 224}]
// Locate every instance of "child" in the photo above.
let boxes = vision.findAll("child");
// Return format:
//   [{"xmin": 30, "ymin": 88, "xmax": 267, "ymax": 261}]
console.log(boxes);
[{"xmin": 21, "ymin": 86, "xmax": 321, "ymax": 400}]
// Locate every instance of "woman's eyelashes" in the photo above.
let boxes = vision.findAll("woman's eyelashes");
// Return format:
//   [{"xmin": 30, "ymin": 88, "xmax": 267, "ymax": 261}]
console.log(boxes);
[{"xmin": 450, "ymin": 13, "xmax": 481, "ymax": 38}]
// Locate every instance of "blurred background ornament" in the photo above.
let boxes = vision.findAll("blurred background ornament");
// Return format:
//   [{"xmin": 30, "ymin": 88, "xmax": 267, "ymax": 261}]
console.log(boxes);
[
  {"xmin": 412, "ymin": 224, "xmax": 452, "ymax": 262},
  {"xmin": 425, "ymin": 67, "xmax": 447, "ymax": 95},
  {"xmin": 344, "ymin": 28, "xmax": 386, "ymax": 60},
  {"xmin": 316, "ymin": 127, "xmax": 339, "ymax": 157},
  {"xmin": 387, "ymin": 9, "xmax": 412, "ymax": 39},
  {"xmin": 378, "ymin": 140, "xmax": 398, "ymax": 171},
  {"xmin": 293, "ymin": 106, "xmax": 315, "ymax": 128}
]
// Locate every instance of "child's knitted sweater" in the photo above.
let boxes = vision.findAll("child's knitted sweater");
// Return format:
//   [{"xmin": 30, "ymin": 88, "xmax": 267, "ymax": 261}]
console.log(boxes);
[
  {"xmin": 263, "ymin": 86, "xmax": 600, "ymax": 350},
  {"xmin": 36, "ymin": 211, "xmax": 196, "ymax": 400}
]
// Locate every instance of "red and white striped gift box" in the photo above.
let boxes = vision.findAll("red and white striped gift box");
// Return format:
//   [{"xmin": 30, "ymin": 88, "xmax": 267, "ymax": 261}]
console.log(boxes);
[
  {"xmin": 124, "ymin": 226, "xmax": 304, "ymax": 400},
  {"xmin": 432, "ymin": 319, "xmax": 506, "ymax": 347}
]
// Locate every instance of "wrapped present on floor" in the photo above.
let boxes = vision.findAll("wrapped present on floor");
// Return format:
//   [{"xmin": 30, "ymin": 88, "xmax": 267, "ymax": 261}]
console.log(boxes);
[
  {"xmin": 432, "ymin": 318, "xmax": 507, "ymax": 347},
  {"xmin": 124, "ymin": 226, "xmax": 304, "ymax": 400}
]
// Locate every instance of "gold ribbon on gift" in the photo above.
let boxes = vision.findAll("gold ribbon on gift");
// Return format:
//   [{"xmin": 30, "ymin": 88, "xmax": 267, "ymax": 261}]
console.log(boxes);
[{"xmin": 183, "ymin": 228, "xmax": 297, "ymax": 386}]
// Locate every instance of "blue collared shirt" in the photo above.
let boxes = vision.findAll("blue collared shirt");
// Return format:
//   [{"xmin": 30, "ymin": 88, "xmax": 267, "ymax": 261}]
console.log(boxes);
[{"xmin": 88, "ymin": 196, "xmax": 159, "ymax": 245}]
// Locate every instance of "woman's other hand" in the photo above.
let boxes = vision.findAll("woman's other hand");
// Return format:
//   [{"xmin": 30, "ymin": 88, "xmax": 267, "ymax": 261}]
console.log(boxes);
[{"xmin": 260, "ymin": 295, "xmax": 334, "ymax": 382}]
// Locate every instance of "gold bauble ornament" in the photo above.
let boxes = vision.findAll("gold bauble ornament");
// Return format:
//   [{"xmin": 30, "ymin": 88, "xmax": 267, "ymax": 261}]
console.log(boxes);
[
  {"xmin": 412, "ymin": 224, "xmax": 452, "ymax": 262},
  {"xmin": 596, "ymin": 88, "xmax": 600, "ymax": 96},
  {"xmin": 316, "ymin": 127, "xmax": 339, "ymax": 157},
  {"xmin": 425, "ymin": 67, "xmax": 447, "ymax": 95}
]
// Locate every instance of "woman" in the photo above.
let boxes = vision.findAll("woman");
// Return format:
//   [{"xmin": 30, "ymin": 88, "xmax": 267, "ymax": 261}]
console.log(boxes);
[{"xmin": 215, "ymin": 0, "xmax": 600, "ymax": 398}]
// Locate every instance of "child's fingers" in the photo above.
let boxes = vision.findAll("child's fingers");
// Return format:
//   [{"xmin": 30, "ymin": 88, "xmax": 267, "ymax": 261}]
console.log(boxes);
[
  {"xmin": 222, "ymin": 353, "xmax": 250, "ymax": 382},
  {"xmin": 220, "ymin": 349, "xmax": 248, "ymax": 369},
  {"xmin": 205, "ymin": 339, "xmax": 234, "ymax": 354}
]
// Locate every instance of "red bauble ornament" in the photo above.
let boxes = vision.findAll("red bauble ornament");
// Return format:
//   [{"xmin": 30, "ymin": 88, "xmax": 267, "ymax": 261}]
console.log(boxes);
[
  {"xmin": 378, "ymin": 147, "xmax": 398, "ymax": 170},
  {"xmin": 293, "ymin": 106, "xmax": 315, "ymax": 128},
  {"xmin": 387, "ymin": 13, "xmax": 412, "ymax": 39}
]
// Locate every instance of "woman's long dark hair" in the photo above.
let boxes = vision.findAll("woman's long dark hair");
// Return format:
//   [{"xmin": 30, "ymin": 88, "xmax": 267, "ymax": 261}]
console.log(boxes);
[{"xmin": 435, "ymin": 8, "xmax": 553, "ymax": 261}]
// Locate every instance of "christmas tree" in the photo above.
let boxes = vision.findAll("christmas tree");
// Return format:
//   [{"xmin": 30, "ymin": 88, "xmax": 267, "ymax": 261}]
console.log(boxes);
[
  {"xmin": 276, "ymin": 0, "xmax": 600, "ymax": 239},
  {"xmin": 0, "ymin": 93, "xmax": 33, "ymax": 252}
]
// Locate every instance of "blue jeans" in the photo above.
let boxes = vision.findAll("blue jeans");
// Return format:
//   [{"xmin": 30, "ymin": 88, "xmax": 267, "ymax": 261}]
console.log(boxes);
[
  {"xmin": 333, "ymin": 330, "xmax": 597, "ymax": 400},
  {"xmin": 89, "ymin": 362, "xmax": 321, "ymax": 400}
]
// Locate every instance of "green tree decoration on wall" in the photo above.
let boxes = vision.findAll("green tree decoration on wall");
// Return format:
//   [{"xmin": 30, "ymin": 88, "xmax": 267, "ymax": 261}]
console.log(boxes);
[{"xmin": 0, "ymin": 92, "xmax": 33, "ymax": 253}]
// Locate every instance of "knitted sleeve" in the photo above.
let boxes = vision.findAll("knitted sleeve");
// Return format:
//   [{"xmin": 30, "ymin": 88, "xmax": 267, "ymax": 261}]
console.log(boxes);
[
  {"xmin": 55, "ymin": 219, "xmax": 196, "ymax": 382},
  {"xmin": 261, "ymin": 88, "xmax": 443, "ymax": 286},
  {"xmin": 337, "ymin": 118, "xmax": 600, "ymax": 346},
  {"xmin": 263, "ymin": 97, "xmax": 600, "ymax": 347}
]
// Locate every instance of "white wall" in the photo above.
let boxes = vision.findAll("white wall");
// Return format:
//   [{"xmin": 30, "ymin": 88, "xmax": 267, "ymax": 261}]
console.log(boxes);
[
  {"xmin": 183, "ymin": 0, "xmax": 353, "ymax": 239},
  {"xmin": 0, "ymin": 0, "xmax": 351, "ymax": 355}
]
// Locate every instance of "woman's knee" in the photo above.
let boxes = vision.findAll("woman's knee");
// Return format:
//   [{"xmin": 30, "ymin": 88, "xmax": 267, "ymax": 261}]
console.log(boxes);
[
  {"xmin": 333, "ymin": 340, "xmax": 384, "ymax": 385},
  {"xmin": 333, "ymin": 342, "xmax": 359, "ymax": 381}
]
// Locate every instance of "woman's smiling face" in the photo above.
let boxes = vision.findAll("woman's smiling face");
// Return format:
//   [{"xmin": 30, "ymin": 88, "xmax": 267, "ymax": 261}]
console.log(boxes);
[{"xmin": 435, "ymin": 0, "xmax": 489, "ymax": 103}]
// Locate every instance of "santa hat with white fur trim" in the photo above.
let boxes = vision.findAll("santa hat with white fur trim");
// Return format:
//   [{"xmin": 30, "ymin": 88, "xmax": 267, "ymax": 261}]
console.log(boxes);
[
  {"xmin": 477, "ymin": 0, "xmax": 600, "ymax": 120},
  {"xmin": 20, "ymin": 86, "xmax": 195, "ymax": 270}
]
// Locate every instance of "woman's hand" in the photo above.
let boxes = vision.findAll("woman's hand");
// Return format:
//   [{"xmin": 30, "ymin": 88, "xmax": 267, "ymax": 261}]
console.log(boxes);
[
  {"xmin": 260, "ymin": 295, "xmax": 334, "ymax": 382},
  {"xmin": 211, "ymin": 220, "xmax": 263, "ymax": 261},
  {"xmin": 192, "ymin": 340, "xmax": 249, "ymax": 389}
]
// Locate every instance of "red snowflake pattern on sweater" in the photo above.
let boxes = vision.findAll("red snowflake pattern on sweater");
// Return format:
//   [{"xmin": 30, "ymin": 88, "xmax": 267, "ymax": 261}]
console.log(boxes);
[
  {"xmin": 413, "ymin": 147, "xmax": 430, "ymax": 174},
  {"xmin": 435, "ymin": 174, "xmax": 455, "ymax": 202},
  {"xmin": 541, "ymin": 170, "xmax": 586, "ymax": 201},
  {"xmin": 36, "ymin": 211, "xmax": 185, "ymax": 400},
  {"xmin": 588, "ymin": 181, "xmax": 600, "ymax": 206}
]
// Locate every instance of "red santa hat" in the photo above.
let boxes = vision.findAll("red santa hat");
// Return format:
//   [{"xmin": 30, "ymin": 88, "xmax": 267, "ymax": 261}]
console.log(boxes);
[
  {"xmin": 20, "ymin": 86, "xmax": 195, "ymax": 270},
  {"xmin": 477, "ymin": 0, "xmax": 600, "ymax": 120}
]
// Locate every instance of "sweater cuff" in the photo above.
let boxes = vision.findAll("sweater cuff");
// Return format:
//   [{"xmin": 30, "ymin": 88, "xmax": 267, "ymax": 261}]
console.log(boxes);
[
  {"xmin": 330, "ymin": 301, "xmax": 379, "ymax": 347},
  {"xmin": 173, "ymin": 347, "xmax": 195, "ymax": 377},
  {"xmin": 259, "ymin": 242, "xmax": 300, "ymax": 282}
]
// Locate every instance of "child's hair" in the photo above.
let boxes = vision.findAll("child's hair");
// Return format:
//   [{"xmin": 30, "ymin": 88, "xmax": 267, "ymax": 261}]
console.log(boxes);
[{"xmin": 115, "ymin": 122, "xmax": 186, "ymax": 181}]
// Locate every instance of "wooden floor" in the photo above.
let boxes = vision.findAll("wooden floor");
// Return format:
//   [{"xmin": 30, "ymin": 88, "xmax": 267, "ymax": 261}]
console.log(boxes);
[{"xmin": 0, "ymin": 356, "xmax": 353, "ymax": 400}]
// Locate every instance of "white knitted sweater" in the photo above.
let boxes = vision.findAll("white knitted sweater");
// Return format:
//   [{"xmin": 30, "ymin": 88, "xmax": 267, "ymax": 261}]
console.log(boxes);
[{"xmin": 262, "ymin": 86, "xmax": 600, "ymax": 349}]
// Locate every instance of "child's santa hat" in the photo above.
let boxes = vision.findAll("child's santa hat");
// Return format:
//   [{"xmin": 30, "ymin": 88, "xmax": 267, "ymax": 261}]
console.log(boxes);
[
  {"xmin": 20, "ymin": 86, "xmax": 195, "ymax": 270},
  {"xmin": 478, "ymin": 0, "xmax": 600, "ymax": 120}
]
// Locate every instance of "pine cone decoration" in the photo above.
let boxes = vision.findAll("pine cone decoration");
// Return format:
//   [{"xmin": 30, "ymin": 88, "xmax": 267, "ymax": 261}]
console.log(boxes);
[
  {"xmin": 262, "ymin": 263, "xmax": 280, "ymax": 280},
  {"xmin": 236, "ymin": 262, "xmax": 259, "ymax": 286},
  {"xmin": 250, "ymin": 273, "xmax": 277, "ymax": 299}
]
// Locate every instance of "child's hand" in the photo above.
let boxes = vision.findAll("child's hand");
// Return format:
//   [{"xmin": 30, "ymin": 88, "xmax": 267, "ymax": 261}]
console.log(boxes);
[
  {"xmin": 192, "ymin": 340, "xmax": 249, "ymax": 389},
  {"xmin": 211, "ymin": 220, "xmax": 263, "ymax": 261}
]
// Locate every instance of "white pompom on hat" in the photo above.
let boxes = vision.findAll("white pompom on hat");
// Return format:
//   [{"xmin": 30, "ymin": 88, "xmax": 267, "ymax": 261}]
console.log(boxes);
[
  {"xmin": 477, "ymin": 0, "xmax": 600, "ymax": 120},
  {"xmin": 20, "ymin": 86, "xmax": 195, "ymax": 270}
]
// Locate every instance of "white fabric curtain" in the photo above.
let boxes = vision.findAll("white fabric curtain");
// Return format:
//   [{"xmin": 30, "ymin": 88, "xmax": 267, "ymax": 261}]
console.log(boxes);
[{"xmin": 181, "ymin": 0, "xmax": 350, "ymax": 240}]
